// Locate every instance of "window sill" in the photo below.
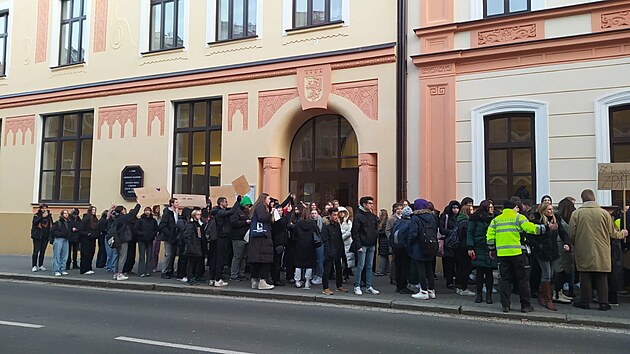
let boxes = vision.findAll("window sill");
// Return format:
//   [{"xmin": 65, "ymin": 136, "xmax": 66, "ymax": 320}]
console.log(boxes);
[
  {"xmin": 50, "ymin": 62, "xmax": 86, "ymax": 71},
  {"xmin": 207, "ymin": 35, "xmax": 259, "ymax": 47},
  {"xmin": 141, "ymin": 47, "xmax": 186, "ymax": 57},
  {"xmin": 286, "ymin": 20, "xmax": 345, "ymax": 35},
  {"xmin": 483, "ymin": 10, "xmax": 531, "ymax": 19},
  {"xmin": 32, "ymin": 202, "xmax": 91, "ymax": 207}
]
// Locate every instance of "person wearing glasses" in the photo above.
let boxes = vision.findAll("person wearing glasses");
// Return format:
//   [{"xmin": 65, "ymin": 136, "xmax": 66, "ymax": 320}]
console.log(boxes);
[{"xmin": 351, "ymin": 196, "xmax": 380, "ymax": 296}]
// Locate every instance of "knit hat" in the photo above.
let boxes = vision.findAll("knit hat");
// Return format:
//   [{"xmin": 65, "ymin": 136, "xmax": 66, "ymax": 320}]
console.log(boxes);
[
  {"xmin": 402, "ymin": 206, "xmax": 412, "ymax": 218},
  {"xmin": 240, "ymin": 195, "xmax": 253, "ymax": 207},
  {"xmin": 414, "ymin": 198, "xmax": 429, "ymax": 211}
]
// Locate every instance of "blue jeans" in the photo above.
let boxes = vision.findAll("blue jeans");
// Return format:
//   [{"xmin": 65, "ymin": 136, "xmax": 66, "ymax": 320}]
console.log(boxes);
[
  {"xmin": 105, "ymin": 240, "xmax": 118, "ymax": 272},
  {"xmin": 354, "ymin": 245, "xmax": 375, "ymax": 288},
  {"xmin": 52, "ymin": 238, "xmax": 69, "ymax": 273},
  {"xmin": 315, "ymin": 245, "xmax": 324, "ymax": 278}
]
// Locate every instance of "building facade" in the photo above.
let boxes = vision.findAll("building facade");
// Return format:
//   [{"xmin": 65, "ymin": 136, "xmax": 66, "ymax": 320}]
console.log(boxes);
[
  {"xmin": 409, "ymin": 0, "xmax": 630, "ymax": 210},
  {"xmin": 0, "ymin": 0, "xmax": 398, "ymax": 254}
]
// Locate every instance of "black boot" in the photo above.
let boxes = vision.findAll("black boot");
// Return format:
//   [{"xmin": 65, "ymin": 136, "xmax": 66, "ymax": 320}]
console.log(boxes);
[
  {"xmin": 475, "ymin": 279, "xmax": 484, "ymax": 303},
  {"xmin": 486, "ymin": 293, "xmax": 493, "ymax": 304}
]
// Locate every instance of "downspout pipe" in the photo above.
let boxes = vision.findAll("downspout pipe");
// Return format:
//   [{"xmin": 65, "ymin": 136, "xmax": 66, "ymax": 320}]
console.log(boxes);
[{"xmin": 396, "ymin": 0, "xmax": 408, "ymax": 202}]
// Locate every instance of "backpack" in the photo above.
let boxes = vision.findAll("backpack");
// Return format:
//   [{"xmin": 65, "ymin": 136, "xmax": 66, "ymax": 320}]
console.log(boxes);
[
  {"xmin": 106, "ymin": 219, "xmax": 120, "ymax": 248},
  {"xmin": 418, "ymin": 217, "xmax": 439, "ymax": 257},
  {"xmin": 206, "ymin": 218, "xmax": 218, "ymax": 241},
  {"xmin": 445, "ymin": 221, "xmax": 461, "ymax": 250},
  {"xmin": 390, "ymin": 218, "xmax": 411, "ymax": 250}
]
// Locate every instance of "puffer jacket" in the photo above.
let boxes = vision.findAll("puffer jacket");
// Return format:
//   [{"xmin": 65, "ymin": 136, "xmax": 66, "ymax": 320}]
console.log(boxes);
[
  {"xmin": 530, "ymin": 212, "xmax": 570, "ymax": 262},
  {"xmin": 377, "ymin": 221, "xmax": 390, "ymax": 256},
  {"xmin": 321, "ymin": 220, "xmax": 344, "ymax": 261},
  {"xmin": 408, "ymin": 209, "xmax": 438, "ymax": 262},
  {"xmin": 351, "ymin": 206, "xmax": 379, "ymax": 249},
  {"xmin": 182, "ymin": 220, "xmax": 204, "ymax": 257},
  {"xmin": 134, "ymin": 214, "xmax": 158, "ymax": 243},
  {"xmin": 31, "ymin": 211, "xmax": 52, "ymax": 240},
  {"xmin": 230, "ymin": 206, "xmax": 250, "ymax": 241},
  {"xmin": 116, "ymin": 204, "xmax": 141, "ymax": 243},
  {"xmin": 466, "ymin": 212, "xmax": 497, "ymax": 269},
  {"xmin": 51, "ymin": 216, "xmax": 72, "ymax": 240}
]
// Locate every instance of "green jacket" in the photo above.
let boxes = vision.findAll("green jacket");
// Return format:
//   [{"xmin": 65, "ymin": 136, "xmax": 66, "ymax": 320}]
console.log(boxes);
[{"xmin": 486, "ymin": 208, "xmax": 544, "ymax": 257}]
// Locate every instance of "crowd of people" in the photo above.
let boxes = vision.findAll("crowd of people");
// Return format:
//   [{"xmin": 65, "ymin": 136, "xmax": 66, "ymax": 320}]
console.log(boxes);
[{"xmin": 29, "ymin": 189, "xmax": 630, "ymax": 312}]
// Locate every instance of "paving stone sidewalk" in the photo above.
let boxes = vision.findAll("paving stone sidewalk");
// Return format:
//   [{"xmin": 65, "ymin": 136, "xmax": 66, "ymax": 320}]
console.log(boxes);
[{"xmin": 1, "ymin": 254, "xmax": 628, "ymax": 329}]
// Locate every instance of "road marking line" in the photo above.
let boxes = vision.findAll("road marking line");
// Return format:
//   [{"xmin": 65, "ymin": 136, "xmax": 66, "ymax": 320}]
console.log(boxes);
[
  {"xmin": 114, "ymin": 336, "xmax": 253, "ymax": 354},
  {"xmin": 0, "ymin": 320, "xmax": 44, "ymax": 329}
]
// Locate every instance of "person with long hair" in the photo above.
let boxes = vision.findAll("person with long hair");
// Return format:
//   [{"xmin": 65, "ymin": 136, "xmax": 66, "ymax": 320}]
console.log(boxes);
[
  {"xmin": 31, "ymin": 204, "xmax": 52, "ymax": 272},
  {"xmin": 291, "ymin": 209, "xmax": 319, "ymax": 289},
  {"xmin": 455, "ymin": 205, "xmax": 475, "ymax": 296},
  {"xmin": 182, "ymin": 210, "xmax": 204, "ymax": 285},
  {"xmin": 338, "ymin": 206, "xmax": 353, "ymax": 280},
  {"xmin": 51, "ymin": 210, "xmax": 71, "ymax": 276},
  {"xmin": 439, "ymin": 200, "xmax": 461, "ymax": 289},
  {"xmin": 248, "ymin": 193, "xmax": 275, "ymax": 290},
  {"xmin": 79, "ymin": 206, "xmax": 100, "ymax": 275},
  {"xmin": 555, "ymin": 197, "xmax": 577, "ymax": 301},
  {"xmin": 467, "ymin": 200, "xmax": 497, "ymax": 304},
  {"xmin": 375, "ymin": 209, "xmax": 390, "ymax": 277},
  {"xmin": 134, "ymin": 206, "xmax": 158, "ymax": 277},
  {"xmin": 530, "ymin": 201, "xmax": 571, "ymax": 311}
]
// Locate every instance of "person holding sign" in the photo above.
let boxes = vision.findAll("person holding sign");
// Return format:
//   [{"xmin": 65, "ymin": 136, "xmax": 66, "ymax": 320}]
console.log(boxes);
[{"xmin": 247, "ymin": 193, "xmax": 275, "ymax": 290}]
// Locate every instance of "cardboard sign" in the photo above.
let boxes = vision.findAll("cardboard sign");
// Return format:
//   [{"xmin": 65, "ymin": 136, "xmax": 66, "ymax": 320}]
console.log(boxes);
[
  {"xmin": 173, "ymin": 194, "xmax": 207, "ymax": 208},
  {"xmin": 133, "ymin": 186, "xmax": 171, "ymax": 206},
  {"xmin": 597, "ymin": 163, "xmax": 630, "ymax": 190},
  {"xmin": 209, "ymin": 185, "xmax": 237, "ymax": 206},
  {"xmin": 232, "ymin": 175, "xmax": 251, "ymax": 196}
]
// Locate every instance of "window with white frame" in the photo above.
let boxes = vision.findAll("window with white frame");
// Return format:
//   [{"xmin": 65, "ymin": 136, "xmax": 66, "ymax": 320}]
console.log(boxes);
[
  {"xmin": 149, "ymin": 0, "xmax": 184, "ymax": 51},
  {"xmin": 0, "ymin": 11, "xmax": 7, "ymax": 76},
  {"xmin": 609, "ymin": 104, "xmax": 630, "ymax": 206},
  {"xmin": 59, "ymin": 0, "xmax": 86, "ymax": 66},
  {"xmin": 216, "ymin": 0, "xmax": 257, "ymax": 41},
  {"xmin": 484, "ymin": 0, "xmax": 530, "ymax": 18},
  {"xmin": 293, "ymin": 0, "xmax": 342, "ymax": 29}
]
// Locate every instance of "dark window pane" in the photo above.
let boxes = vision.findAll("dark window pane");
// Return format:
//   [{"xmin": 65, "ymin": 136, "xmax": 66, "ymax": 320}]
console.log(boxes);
[
  {"xmin": 512, "ymin": 176, "xmax": 533, "ymax": 198},
  {"xmin": 174, "ymin": 167, "xmax": 188, "ymax": 194},
  {"xmin": 191, "ymin": 166, "xmax": 207, "ymax": 195},
  {"xmin": 211, "ymin": 100, "xmax": 222, "ymax": 126},
  {"xmin": 247, "ymin": 0, "xmax": 257, "ymax": 36},
  {"xmin": 175, "ymin": 133, "xmax": 189, "ymax": 165},
  {"xmin": 43, "ymin": 142, "xmax": 58, "ymax": 170},
  {"xmin": 81, "ymin": 140, "xmax": 92, "ymax": 169},
  {"xmin": 312, "ymin": 0, "xmax": 325, "ymax": 25},
  {"xmin": 511, "ymin": 117, "xmax": 532, "ymax": 142},
  {"xmin": 45, "ymin": 116, "xmax": 60, "ymax": 138},
  {"xmin": 487, "ymin": 118, "xmax": 508, "ymax": 144},
  {"xmin": 193, "ymin": 101, "xmax": 206, "ymax": 127},
  {"xmin": 210, "ymin": 131, "xmax": 222, "ymax": 163},
  {"xmin": 487, "ymin": 149, "xmax": 507, "ymax": 174},
  {"xmin": 340, "ymin": 157, "xmax": 357, "ymax": 169},
  {"xmin": 487, "ymin": 175, "xmax": 508, "ymax": 202},
  {"xmin": 164, "ymin": 1, "xmax": 175, "ymax": 48},
  {"xmin": 192, "ymin": 131, "xmax": 206, "ymax": 165},
  {"xmin": 210, "ymin": 165, "xmax": 221, "ymax": 187},
  {"xmin": 294, "ymin": 0, "xmax": 307, "ymax": 27},
  {"xmin": 176, "ymin": 103, "xmax": 190, "ymax": 128},
  {"xmin": 218, "ymin": 0, "xmax": 229, "ymax": 40},
  {"xmin": 340, "ymin": 129, "xmax": 358, "ymax": 157},
  {"xmin": 331, "ymin": 0, "xmax": 342, "ymax": 21},
  {"xmin": 291, "ymin": 121, "xmax": 313, "ymax": 172},
  {"xmin": 61, "ymin": 141, "xmax": 77, "ymax": 169},
  {"xmin": 60, "ymin": 171, "xmax": 75, "ymax": 200},
  {"xmin": 314, "ymin": 115, "xmax": 339, "ymax": 171},
  {"xmin": 611, "ymin": 109, "xmax": 630, "ymax": 138},
  {"xmin": 233, "ymin": 0, "xmax": 244, "ymax": 38},
  {"xmin": 150, "ymin": 4, "xmax": 162, "ymax": 50},
  {"xmin": 82, "ymin": 112, "xmax": 94, "ymax": 135},
  {"xmin": 79, "ymin": 170, "xmax": 91, "ymax": 201},
  {"xmin": 41, "ymin": 171, "xmax": 56, "ymax": 200},
  {"xmin": 513, "ymin": 148, "xmax": 532, "ymax": 173},
  {"xmin": 63, "ymin": 114, "xmax": 79, "ymax": 136},
  {"xmin": 612, "ymin": 144, "xmax": 630, "ymax": 163}
]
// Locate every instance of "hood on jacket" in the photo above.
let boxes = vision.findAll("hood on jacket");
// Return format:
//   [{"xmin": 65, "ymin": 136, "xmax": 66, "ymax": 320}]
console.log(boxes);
[
  {"xmin": 443, "ymin": 200, "xmax": 462, "ymax": 217},
  {"xmin": 402, "ymin": 206, "xmax": 413, "ymax": 218},
  {"xmin": 414, "ymin": 199, "xmax": 429, "ymax": 211},
  {"xmin": 240, "ymin": 195, "xmax": 253, "ymax": 207},
  {"xmin": 413, "ymin": 209, "xmax": 433, "ymax": 215},
  {"xmin": 338, "ymin": 206, "xmax": 348, "ymax": 213}
]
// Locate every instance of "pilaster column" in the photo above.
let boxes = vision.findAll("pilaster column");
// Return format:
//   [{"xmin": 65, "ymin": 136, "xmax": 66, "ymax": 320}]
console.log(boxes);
[
  {"xmin": 262, "ymin": 157, "xmax": 283, "ymax": 199},
  {"xmin": 358, "ymin": 153, "xmax": 378, "ymax": 208}
]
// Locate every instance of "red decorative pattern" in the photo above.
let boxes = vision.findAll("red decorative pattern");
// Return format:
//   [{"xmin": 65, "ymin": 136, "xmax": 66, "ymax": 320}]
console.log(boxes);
[
  {"xmin": 228, "ymin": 93, "xmax": 249, "ymax": 132},
  {"xmin": 147, "ymin": 101, "xmax": 165, "ymax": 137},
  {"xmin": 258, "ymin": 89, "xmax": 298, "ymax": 129},
  {"xmin": 601, "ymin": 11, "xmax": 630, "ymax": 29},
  {"xmin": 3, "ymin": 115, "xmax": 35, "ymax": 146},
  {"xmin": 332, "ymin": 80, "xmax": 379, "ymax": 120},
  {"xmin": 35, "ymin": 0, "xmax": 50, "ymax": 63},
  {"xmin": 93, "ymin": 0, "xmax": 108, "ymax": 53},
  {"xmin": 429, "ymin": 85, "xmax": 447, "ymax": 96},
  {"xmin": 478, "ymin": 24, "xmax": 537, "ymax": 46},
  {"xmin": 97, "ymin": 104, "xmax": 138, "ymax": 139}
]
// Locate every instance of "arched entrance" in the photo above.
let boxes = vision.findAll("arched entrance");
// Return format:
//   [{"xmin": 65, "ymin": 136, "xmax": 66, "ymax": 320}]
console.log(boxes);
[{"xmin": 289, "ymin": 114, "xmax": 358, "ymax": 207}]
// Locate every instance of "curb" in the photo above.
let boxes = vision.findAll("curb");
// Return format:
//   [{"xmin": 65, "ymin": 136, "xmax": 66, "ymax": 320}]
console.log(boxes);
[{"xmin": 2, "ymin": 272, "xmax": 629, "ymax": 330}]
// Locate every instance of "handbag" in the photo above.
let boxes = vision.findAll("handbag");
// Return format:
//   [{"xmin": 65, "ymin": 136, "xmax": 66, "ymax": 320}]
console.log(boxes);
[
  {"xmin": 437, "ymin": 214, "xmax": 448, "ymax": 257},
  {"xmin": 243, "ymin": 230, "xmax": 250, "ymax": 243},
  {"xmin": 249, "ymin": 211, "xmax": 268, "ymax": 238}
]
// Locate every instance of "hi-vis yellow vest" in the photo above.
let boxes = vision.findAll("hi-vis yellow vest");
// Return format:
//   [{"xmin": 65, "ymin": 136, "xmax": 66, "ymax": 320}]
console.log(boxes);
[{"xmin": 486, "ymin": 209, "xmax": 543, "ymax": 257}]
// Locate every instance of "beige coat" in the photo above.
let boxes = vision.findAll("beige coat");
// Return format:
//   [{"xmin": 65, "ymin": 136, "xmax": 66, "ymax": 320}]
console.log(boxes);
[{"xmin": 568, "ymin": 201, "xmax": 624, "ymax": 272}]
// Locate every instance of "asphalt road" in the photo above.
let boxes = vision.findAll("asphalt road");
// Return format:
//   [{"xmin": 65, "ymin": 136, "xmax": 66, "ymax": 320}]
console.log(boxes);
[{"xmin": 0, "ymin": 280, "xmax": 629, "ymax": 354}]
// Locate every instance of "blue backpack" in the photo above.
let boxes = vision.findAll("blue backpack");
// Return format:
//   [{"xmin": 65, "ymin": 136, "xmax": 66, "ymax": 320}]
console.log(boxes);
[{"xmin": 390, "ymin": 218, "xmax": 411, "ymax": 250}]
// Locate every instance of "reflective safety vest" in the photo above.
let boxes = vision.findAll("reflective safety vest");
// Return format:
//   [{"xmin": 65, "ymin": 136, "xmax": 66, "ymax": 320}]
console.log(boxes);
[{"xmin": 486, "ymin": 209, "xmax": 544, "ymax": 257}]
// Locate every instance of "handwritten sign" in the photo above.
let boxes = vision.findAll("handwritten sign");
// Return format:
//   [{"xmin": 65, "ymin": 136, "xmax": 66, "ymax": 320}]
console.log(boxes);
[
  {"xmin": 209, "ymin": 185, "xmax": 237, "ymax": 206},
  {"xmin": 597, "ymin": 163, "xmax": 630, "ymax": 190},
  {"xmin": 232, "ymin": 175, "xmax": 251, "ymax": 196},
  {"xmin": 120, "ymin": 166, "xmax": 144, "ymax": 200},
  {"xmin": 173, "ymin": 194, "xmax": 207, "ymax": 208},
  {"xmin": 134, "ymin": 186, "xmax": 171, "ymax": 206}
]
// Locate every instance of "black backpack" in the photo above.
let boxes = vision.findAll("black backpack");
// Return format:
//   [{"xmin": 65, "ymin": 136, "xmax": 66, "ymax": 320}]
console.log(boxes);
[
  {"xmin": 445, "ymin": 221, "xmax": 461, "ymax": 250},
  {"xmin": 418, "ymin": 217, "xmax": 438, "ymax": 257},
  {"xmin": 106, "ymin": 219, "xmax": 120, "ymax": 248},
  {"xmin": 206, "ymin": 218, "xmax": 219, "ymax": 241},
  {"xmin": 390, "ymin": 218, "xmax": 411, "ymax": 250}
]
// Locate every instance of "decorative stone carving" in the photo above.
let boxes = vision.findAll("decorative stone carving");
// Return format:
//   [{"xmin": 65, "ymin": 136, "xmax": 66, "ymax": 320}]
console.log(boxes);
[
  {"xmin": 98, "ymin": 104, "xmax": 138, "ymax": 139},
  {"xmin": 429, "ymin": 85, "xmax": 447, "ymax": 96},
  {"xmin": 478, "ymin": 24, "xmax": 537, "ymax": 46},
  {"xmin": 297, "ymin": 65, "xmax": 332, "ymax": 111},
  {"xmin": 258, "ymin": 89, "xmax": 299, "ymax": 129},
  {"xmin": 94, "ymin": 0, "xmax": 108, "ymax": 53},
  {"xmin": 3, "ymin": 115, "xmax": 35, "ymax": 146},
  {"xmin": 147, "ymin": 101, "xmax": 165, "ymax": 137},
  {"xmin": 228, "ymin": 93, "xmax": 249, "ymax": 132},
  {"xmin": 332, "ymin": 80, "xmax": 379, "ymax": 120},
  {"xmin": 420, "ymin": 64, "xmax": 455, "ymax": 77},
  {"xmin": 35, "ymin": 0, "xmax": 49, "ymax": 63},
  {"xmin": 601, "ymin": 11, "xmax": 630, "ymax": 30}
]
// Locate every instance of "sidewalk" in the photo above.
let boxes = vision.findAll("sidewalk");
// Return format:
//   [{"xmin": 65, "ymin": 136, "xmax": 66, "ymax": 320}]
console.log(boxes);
[{"xmin": 1, "ymin": 254, "xmax": 629, "ymax": 329}]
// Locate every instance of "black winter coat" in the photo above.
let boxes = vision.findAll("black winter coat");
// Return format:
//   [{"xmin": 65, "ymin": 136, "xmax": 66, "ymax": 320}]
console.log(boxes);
[
  {"xmin": 530, "ymin": 212, "xmax": 570, "ymax": 262},
  {"xmin": 378, "ymin": 222, "xmax": 390, "ymax": 256},
  {"xmin": 158, "ymin": 207, "xmax": 179, "ymax": 243},
  {"xmin": 272, "ymin": 211, "xmax": 291, "ymax": 247},
  {"xmin": 292, "ymin": 219, "xmax": 318, "ymax": 268},
  {"xmin": 321, "ymin": 221, "xmax": 344, "ymax": 261},
  {"xmin": 230, "ymin": 206, "xmax": 250, "ymax": 241},
  {"xmin": 408, "ymin": 210, "xmax": 438, "ymax": 262},
  {"xmin": 52, "ymin": 217, "xmax": 72, "ymax": 240},
  {"xmin": 116, "ymin": 204, "xmax": 141, "ymax": 243},
  {"xmin": 182, "ymin": 221, "xmax": 204, "ymax": 257},
  {"xmin": 351, "ymin": 207, "xmax": 379, "ymax": 249},
  {"xmin": 211, "ymin": 202, "xmax": 238, "ymax": 238},
  {"xmin": 80, "ymin": 213, "xmax": 100, "ymax": 240},
  {"xmin": 134, "ymin": 214, "xmax": 158, "ymax": 242},
  {"xmin": 31, "ymin": 211, "xmax": 52, "ymax": 240},
  {"xmin": 248, "ymin": 203, "xmax": 274, "ymax": 264}
]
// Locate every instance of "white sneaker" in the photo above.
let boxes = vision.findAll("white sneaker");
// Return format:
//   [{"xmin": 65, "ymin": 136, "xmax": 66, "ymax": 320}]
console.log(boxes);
[
  {"xmin": 428, "ymin": 289, "xmax": 436, "ymax": 299},
  {"xmin": 311, "ymin": 276, "xmax": 322, "ymax": 285},
  {"xmin": 354, "ymin": 286, "xmax": 363, "ymax": 295},
  {"xmin": 32, "ymin": 266, "xmax": 38, "ymax": 272},
  {"xmin": 412, "ymin": 290, "xmax": 429, "ymax": 300},
  {"xmin": 208, "ymin": 280, "xmax": 215, "ymax": 286},
  {"xmin": 180, "ymin": 277, "xmax": 188, "ymax": 282},
  {"xmin": 116, "ymin": 274, "xmax": 129, "ymax": 281},
  {"xmin": 251, "ymin": 279, "xmax": 259, "ymax": 289},
  {"xmin": 304, "ymin": 280, "xmax": 311, "ymax": 290},
  {"xmin": 257, "ymin": 279, "xmax": 275, "ymax": 290},
  {"xmin": 61, "ymin": 271, "xmax": 69, "ymax": 275},
  {"xmin": 295, "ymin": 281, "xmax": 302, "ymax": 288},
  {"xmin": 113, "ymin": 274, "xmax": 118, "ymax": 280},
  {"xmin": 84, "ymin": 270, "xmax": 95, "ymax": 275},
  {"xmin": 214, "ymin": 280, "xmax": 228, "ymax": 287},
  {"xmin": 366, "ymin": 287, "xmax": 380, "ymax": 295},
  {"xmin": 458, "ymin": 289, "xmax": 475, "ymax": 296},
  {"xmin": 38, "ymin": 266, "xmax": 47, "ymax": 271},
  {"xmin": 54, "ymin": 272, "xmax": 62, "ymax": 276}
]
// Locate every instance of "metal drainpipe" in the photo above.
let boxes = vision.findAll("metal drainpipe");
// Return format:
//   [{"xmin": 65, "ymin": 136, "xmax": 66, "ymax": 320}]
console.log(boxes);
[{"xmin": 396, "ymin": 0, "xmax": 408, "ymax": 202}]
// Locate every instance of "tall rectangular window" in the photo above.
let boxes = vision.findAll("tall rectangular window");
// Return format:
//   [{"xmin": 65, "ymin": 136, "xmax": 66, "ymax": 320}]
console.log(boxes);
[
  {"xmin": 59, "ymin": 0, "xmax": 86, "ymax": 65},
  {"xmin": 0, "ymin": 11, "xmax": 7, "ymax": 75},
  {"xmin": 173, "ymin": 99, "xmax": 222, "ymax": 195},
  {"xmin": 40, "ymin": 111, "xmax": 94, "ymax": 202},
  {"xmin": 293, "ymin": 0, "xmax": 342, "ymax": 29},
  {"xmin": 485, "ymin": 113, "xmax": 536, "ymax": 202},
  {"xmin": 484, "ymin": 0, "xmax": 530, "ymax": 18},
  {"xmin": 217, "ymin": 0, "xmax": 257, "ymax": 41},
  {"xmin": 609, "ymin": 105, "xmax": 630, "ymax": 205},
  {"xmin": 150, "ymin": 0, "xmax": 184, "ymax": 51}
]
